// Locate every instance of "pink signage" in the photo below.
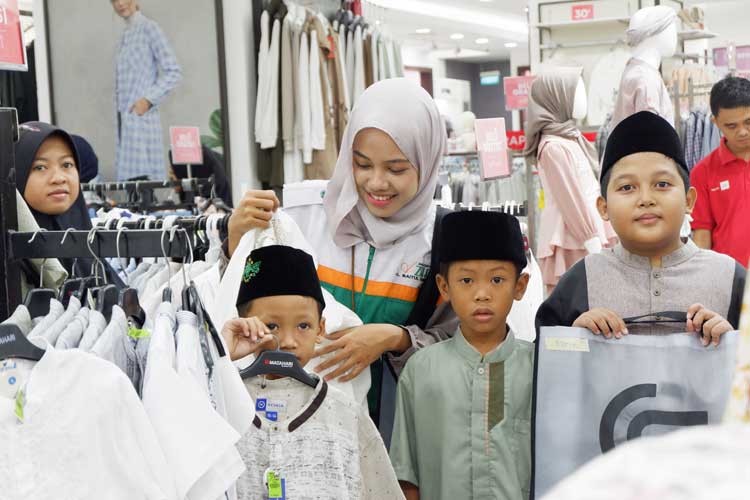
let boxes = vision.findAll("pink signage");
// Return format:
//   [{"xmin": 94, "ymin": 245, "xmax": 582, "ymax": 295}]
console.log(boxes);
[
  {"xmin": 170, "ymin": 126, "xmax": 203, "ymax": 165},
  {"xmin": 738, "ymin": 46, "xmax": 750, "ymax": 71},
  {"xmin": 571, "ymin": 4, "xmax": 594, "ymax": 21},
  {"xmin": 0, "ymin": 0, "xmax": 26, "ymax": 71},
  {"xmin": 504, "ymin": 76, "xmax": 536, "ymax": 110},
  {"xmin": 474, "ymin": 118, "xmax": 509, "ymax": 180}
]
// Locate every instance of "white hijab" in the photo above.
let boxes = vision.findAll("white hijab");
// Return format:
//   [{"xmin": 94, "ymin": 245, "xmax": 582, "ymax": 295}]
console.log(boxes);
[{"xmin": 323, "ymin": 78, "xmax": 446, "ymax": 249}]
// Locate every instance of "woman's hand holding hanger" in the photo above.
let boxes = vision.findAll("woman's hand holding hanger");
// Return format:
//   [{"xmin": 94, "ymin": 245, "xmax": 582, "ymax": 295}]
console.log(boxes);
[
  {"xmin": 227, "ymin": 190, "xmax": 281, "ymax": 256},
  {"xmin": 313, "ymin": 323, "xmax": 412, "ymax": 382}
]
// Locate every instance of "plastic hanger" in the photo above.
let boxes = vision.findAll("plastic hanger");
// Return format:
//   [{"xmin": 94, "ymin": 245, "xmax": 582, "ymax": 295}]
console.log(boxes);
[
  {"xmin": 115, "ymin": 226, "xmax": 146, "ymax": 328},
  {"xmin": 0, "ymin": 323, "xmax": 45, "ymax": 362},
  {"xmin": 240, "ymin": 334, "xmax": 319, "ymax": 388},
  {"xmin": 23, "ymin": 230, "xmax": 56, "ymax": 318},
  {"xmin": 84, "ymin": 227, "xmax": 118, "ymax": 321}
]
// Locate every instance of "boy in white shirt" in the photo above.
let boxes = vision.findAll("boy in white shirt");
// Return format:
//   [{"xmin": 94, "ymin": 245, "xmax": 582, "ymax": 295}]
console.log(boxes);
[{"xmin": 222, "ymin": 245, "xmax": 404, "ymax": 500}]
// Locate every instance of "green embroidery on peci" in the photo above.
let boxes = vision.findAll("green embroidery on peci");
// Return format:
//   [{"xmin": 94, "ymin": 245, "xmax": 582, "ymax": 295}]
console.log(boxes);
[{"xmin": 243, "ymin": 258, "xmax": 262, "ymax": 282}]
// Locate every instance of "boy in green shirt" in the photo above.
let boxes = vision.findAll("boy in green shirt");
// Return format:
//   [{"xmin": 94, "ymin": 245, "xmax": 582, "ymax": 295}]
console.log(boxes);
[{"xmin": 390, "ymin": 211, "xmax": 533, "ymax": 500}]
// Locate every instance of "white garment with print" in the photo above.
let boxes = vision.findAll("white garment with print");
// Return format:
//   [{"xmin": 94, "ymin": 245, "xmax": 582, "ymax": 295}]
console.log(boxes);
[
  {"xmin": 237, "ymin": 377, "xmax": 404, "ymax": 500},
  {"xmin": 212, "ymin": 209, "xmax": 370, "ymax": 406},
  {"xmin": 0, "ymin": 349, "xmax": 178, "ymax": 500}
]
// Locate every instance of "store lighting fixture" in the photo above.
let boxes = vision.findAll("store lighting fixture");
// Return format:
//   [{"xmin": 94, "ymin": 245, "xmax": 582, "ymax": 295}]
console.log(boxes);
[
  {"xmin": 365, "ymin": 0, "xmax": 527, "ymax": 37},
  {"xmin": 475, "ymin": 38, "xmax": 489, "ymax": 45},
  {"xmin": 450, "ymin": 33, "xmax": 465, "ymax": 40},
  {"xmin": 416, "ymin": 28, "xmax": 431, "ymax": 34},
  {"xmin": 504, "ymin": 42, "xmax": 518, "ymax": 48}
]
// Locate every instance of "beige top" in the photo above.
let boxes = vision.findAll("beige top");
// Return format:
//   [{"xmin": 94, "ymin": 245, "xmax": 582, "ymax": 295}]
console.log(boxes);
[{"xmin": 610, "ymin": 57, "xmax": 674, "ymax": 132}]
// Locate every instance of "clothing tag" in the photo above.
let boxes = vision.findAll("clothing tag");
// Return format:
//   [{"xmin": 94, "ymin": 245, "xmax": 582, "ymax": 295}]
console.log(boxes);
[
  {"xmin": 0, "ymin": 360, "xmax": 20, "ymax": 399},
  {"xmin": 266, "ymin": 411, "xmax": 278, "ymax": 422},
  {"xmin": 720, "ymin": 180, "xmax": 730, "ymax": 191},
  {"xmin": 14, "ymin": 388, "xmax": 25, "ymax": 424},
  {"xmin": 256, "ymin": 398, "xmax": 268, "ymax": 412},
  {"xmin": 545, "ymin": 337, "xmax": 589, "ymax": 353},
  {"xmin": 127, "ymin": 327, "xmax": 151, "ymax": 339},
  {"xmin": 267, "ymin": 399, "xmax": 288, "ymax": 415},
  {"xmin": 538, "ymin": 189, "xmax": 545, "ymax": 210},
  {"xmin": 266, "ymin": 470, "xmax": 286, "ymax": 500}
]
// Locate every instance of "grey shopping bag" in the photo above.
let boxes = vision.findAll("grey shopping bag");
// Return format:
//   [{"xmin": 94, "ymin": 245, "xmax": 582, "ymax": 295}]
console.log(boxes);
[{"xmin": 532, "ymin": 326, "xmax": 737, "ymax": 498}]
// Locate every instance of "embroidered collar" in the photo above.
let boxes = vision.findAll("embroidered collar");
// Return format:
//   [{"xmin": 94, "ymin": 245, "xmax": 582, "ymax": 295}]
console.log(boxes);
[
  {"xmin": 451, "ymin": 326, "xmax": 516, "ymax": 365},
  {"xmin": 613, "ymin": 239, "xmax": 698, "ymax": 269}
]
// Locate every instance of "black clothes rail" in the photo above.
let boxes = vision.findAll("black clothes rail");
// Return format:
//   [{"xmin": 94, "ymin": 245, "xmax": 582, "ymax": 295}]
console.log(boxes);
[
  {"xmin": 8, "ymin": 228, "xmax": 196, "ymax": 260},
  {"xmin": 83, "ymin": 177, "xmax": 215, "ymax": 214},
  {"xmin": 447, "ymin": 202, "xmax": 529, "ymax": 218},
  {"xmin": 94, "ymin": 214, "xmax": 231, "ymax": 235}
]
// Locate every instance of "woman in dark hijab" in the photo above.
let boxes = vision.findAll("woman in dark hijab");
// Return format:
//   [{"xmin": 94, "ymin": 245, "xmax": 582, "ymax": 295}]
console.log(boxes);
[{"xmin": 15, "ymin": 121, "xmax": 121, "ymax": 285}]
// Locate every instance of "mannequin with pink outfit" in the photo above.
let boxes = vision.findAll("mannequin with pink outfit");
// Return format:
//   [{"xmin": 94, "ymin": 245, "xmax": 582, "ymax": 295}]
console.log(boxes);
[{"xmin": 525, "ymin": 69, "xmax": 617, "ymax": 291}]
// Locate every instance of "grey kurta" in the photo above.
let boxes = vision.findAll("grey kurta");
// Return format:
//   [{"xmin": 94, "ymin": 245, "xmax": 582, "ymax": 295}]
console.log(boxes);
[{"xmin": 390, "ymin": 327, "xmax": 533, "ymax": 500}]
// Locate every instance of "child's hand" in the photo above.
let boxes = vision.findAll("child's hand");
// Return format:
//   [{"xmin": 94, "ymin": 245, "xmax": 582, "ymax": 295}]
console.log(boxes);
[
  {"xmin": 687, "ymin": 303, "xmax": 733, "ymax": 347},
  {"xmin": 573, "ymin": 308, "xmax": 628, "ymax": 339},
  {"xmin": 221, "ymin": 317, "xmax": 271, "ymax": 361}
]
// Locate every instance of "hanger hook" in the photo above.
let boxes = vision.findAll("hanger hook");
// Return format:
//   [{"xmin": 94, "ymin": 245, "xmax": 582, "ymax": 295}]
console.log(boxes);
[
  {"xmin": 39, "ymin": 258, "xmax": 46, "ymax": 288},
  {"xmin": 86, "ymin": 227, "xmax": 108, "ymax": 285},
  {"xmin": 116, "ymin": 226, "xmax": 130, "ymax": 285},
  {"xmin": 60, "ymin": 227, "xmax": 76, "ymax": 245},
  {"xmin": 27, "ymin": 227, "xmax": 47, "ymax": 243}
]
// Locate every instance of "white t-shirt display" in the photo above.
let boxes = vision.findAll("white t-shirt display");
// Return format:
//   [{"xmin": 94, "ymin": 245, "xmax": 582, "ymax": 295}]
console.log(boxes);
[
  {"xmin": 0, "ymin": 348, "xmax": 178, "ymax": 500},
  {"xmin": 237, "ymin": 377, "xmax": 404, "ymax": 500}
]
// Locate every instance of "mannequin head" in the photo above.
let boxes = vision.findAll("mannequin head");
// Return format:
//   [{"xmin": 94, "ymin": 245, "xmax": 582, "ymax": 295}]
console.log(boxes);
[
  {"xmin": 572, "ymin": 77, "xmax": 587, "ymax": 120},
  {"xmin": 111, "ymin": 0, "xmax": 139, "ymax": 19},
  {"xmin": 628, "ymin": 6, "xmax": 678, "ymax": 68}
]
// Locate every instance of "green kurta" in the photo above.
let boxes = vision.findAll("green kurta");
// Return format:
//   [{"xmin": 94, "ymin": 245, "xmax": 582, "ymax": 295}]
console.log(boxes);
[{"xmin": 389, "ymin": 327, "xmax": 533, "ymax": 500}]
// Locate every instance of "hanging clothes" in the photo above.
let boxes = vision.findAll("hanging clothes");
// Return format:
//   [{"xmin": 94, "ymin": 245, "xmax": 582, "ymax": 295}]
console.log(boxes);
[
  {"xmin": 255, "ymin": 11, "xmax": 281, "ymax": 150},
  {"xmin": 114, "ymin": 11, "xmax": 182, "ymax": 181},
  {"xmin": 352, "ymin": 25, "xmax": 366, "ymax": 104}
]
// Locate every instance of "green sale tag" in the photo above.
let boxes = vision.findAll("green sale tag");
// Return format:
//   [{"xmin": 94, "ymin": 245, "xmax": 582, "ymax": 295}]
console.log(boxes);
[
  {"xmin": 267, "ymin": 471, "xmax": 282, "ymax": 498},
  {"xmin": 14, "ymin": 388, "xmax": 25, "ymax": 423},
  {"xmin": 128, "ymin": 327, "xmax": 151, "ymax": 340}
]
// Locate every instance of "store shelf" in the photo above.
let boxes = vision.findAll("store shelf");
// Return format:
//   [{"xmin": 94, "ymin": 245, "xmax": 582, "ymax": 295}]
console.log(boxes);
[
  {"xmin": 678, "ymin": 30, "xmax": 717, "ymax": 41},
  {"xmin": 535, "ymin": 17, "xmax": 629, "ymax": 29}
]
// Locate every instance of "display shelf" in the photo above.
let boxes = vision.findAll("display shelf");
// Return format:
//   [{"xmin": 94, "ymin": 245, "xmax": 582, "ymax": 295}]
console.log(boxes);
[{"xmin": 535, "ymin": 17, "xmax": 629, "ymax": 29}]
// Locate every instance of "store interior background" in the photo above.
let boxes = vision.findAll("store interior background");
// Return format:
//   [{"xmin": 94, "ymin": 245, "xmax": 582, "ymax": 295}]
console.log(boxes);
[{"xmin": 9, "ymin": 0, "xmax": 747, "ymax": 205}]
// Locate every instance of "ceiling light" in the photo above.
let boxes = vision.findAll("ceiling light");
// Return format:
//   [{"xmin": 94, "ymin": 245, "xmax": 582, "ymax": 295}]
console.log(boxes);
[
  {"xmin": 416, "ymin": 28, "xmax": 431, "ymax": 34},
  {"xmin": 475, "ymin": 38, "xmax": 489, "ymax": 45},
  {"xmin": 450, "ymin": 33, "xmax": 465, "ymax": 40},
  {"xmin": 504, "ymin": 42, "xmax": 518, "ymax": 48}
]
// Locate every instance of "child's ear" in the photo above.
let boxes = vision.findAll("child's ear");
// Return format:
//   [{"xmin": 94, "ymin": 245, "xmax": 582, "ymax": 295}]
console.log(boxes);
[
  {"xmin": 436, "ymin": 273, "xmax": 451, "ymax": 303},
  {"xmin": 317, "ymin": 317, "xmax": 327, "ymax": 343},
  {"xmin": 596, "ymin": 195, "xmax": 609, "ymax": 221},
  {"xmin": 514, "ymin": 273, "xmax": 530, "ymax": 301},
  {"xmin": 686, "ymin": 186, "xmax": 698, "ymax": 213}
]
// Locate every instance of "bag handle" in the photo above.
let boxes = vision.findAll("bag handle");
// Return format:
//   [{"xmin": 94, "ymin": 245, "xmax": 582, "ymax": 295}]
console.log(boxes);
[{"xmin": 622, "ymin": 311, "xmax": 687, "ymax": 325}]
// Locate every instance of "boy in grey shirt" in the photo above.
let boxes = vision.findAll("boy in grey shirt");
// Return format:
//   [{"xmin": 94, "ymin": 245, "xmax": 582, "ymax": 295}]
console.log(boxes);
[{"xmin": 537, "ymin": 111, "xmax": 745, "ymax": 341}]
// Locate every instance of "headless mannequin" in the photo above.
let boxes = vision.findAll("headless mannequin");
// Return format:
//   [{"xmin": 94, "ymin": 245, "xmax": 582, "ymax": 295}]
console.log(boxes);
[
  {"xmin": 610, "ymin": 7, "xmax": 677, "ymax": 130},
  {"xmin": 536, "ymin": 77, "xmax": 615, "ymax": 290}
]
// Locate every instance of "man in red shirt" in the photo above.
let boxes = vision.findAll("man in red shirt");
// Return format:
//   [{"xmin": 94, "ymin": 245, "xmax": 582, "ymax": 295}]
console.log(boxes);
[{"xmin": 691, "ymin": 77, "xmax": 750, "ymax": 268}]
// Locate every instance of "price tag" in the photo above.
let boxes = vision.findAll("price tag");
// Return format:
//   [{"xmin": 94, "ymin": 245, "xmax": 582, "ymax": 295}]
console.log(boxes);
[
  {"xmin": 571, "ymin": 4, "xmax": 594, "ymax": 21},
  {"xmin": 266, "ymin": 470, "xmax": 286, "ymax": 499}
]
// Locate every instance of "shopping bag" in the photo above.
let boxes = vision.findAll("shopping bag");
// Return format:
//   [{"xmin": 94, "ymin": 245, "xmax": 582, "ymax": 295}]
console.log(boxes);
[{"xmin": 532, "ymin": 326, "xmax": 738, "ymax": 498}]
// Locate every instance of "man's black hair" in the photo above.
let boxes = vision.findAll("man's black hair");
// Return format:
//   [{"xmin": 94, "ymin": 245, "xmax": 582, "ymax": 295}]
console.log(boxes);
[
  {"xmin": 599, "ymin": 156, "xmax": 690, "ymax": 200},
  {"xmin": 710, "ymin": 76, "xmax": 750, "ymax": 117}
]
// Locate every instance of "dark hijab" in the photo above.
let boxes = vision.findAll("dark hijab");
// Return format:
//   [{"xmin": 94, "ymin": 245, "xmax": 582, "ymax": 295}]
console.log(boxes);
[
  {"xmin": 15, "ymin": 122, "xmax": 122, "ymax": 286},
  {"xmin": 71, "ymin": 134, "xmax": 99, "ymax": 183}
]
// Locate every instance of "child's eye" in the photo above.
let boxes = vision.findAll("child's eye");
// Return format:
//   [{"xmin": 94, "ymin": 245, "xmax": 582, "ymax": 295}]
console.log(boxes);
[
  {"xmin": 491, "ymin": 277, "xmax": 504, "ymax": 284},
  {"xmin": 297, "ymin": 323, "xmax": 311, "ymax": 331},
  {"xmin": 460, "ymin": 277, "xmax": 472, "ymax": 284},
  {"xmin": 265, "ymin": 323, "xmax": 279, "ymax": 331},
  {"xmin": 617, "ymin": 184, "xmax": 633, "ymax": 192}
]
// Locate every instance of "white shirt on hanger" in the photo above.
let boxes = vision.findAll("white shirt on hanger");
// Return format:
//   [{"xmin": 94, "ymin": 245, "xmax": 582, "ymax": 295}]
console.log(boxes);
[
  {"xmin": 0, "ymin": 349, "xmax": 178, "ymax": 500},
  {"xmin": 255, "ymin": 14, "xmax": 281, "ymax": 149},
  {"xmin": 352, "ymin": 25, "xmax": 366, "ymax": 104},
  {"xmin": 308, "ymin": 29, "xmax": 326, "ymax": 153}
]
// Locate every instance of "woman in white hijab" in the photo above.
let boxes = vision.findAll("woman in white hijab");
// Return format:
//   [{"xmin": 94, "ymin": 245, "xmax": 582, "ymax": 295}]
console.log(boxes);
[{"xmin": 227, "ymin": 78, "xmax": 456, "ymax": 434}]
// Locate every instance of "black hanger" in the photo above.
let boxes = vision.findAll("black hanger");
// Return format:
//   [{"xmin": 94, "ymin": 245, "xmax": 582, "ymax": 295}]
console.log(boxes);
[
  {"xmin": 240, "ymin": 335, "xmax": 319, "ymax": 387},
  {"xmin": 0, "ymin": 323, "xmax": 45, "ymax": 362},
  {"xmin": 95, "ymin": 285, "xmax": 119, "ymax": 323},
  {"xmin": 24, "ymin": 289, "xmax": 55, "ymax": 319},
  {"xmin": 623, "ymin": 311, "xmax": 688, "ymax": 325}
]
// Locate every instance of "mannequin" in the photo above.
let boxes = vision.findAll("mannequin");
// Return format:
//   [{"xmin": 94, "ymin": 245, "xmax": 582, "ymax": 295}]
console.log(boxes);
[
  {"xmin": 610, "ymin": 5, "xmax": 677, "ymax": 131},
  {"xmin": 524, "ymin": 69, "xmax": 617, "ymax": 291}
]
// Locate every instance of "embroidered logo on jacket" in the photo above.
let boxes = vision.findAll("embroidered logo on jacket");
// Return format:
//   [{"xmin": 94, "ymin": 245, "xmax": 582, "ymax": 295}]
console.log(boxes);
[
  {"xmin": 243, "ymin": 258, "xmax": 262, "ymax": 282},
  {"xmin": 397, "ymin": 262, "xmax": 430, "ymax": 281}
]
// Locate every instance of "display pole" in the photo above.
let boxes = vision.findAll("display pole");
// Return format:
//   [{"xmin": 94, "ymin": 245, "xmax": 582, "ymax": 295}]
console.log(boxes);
[{"xmin": 0, "ymin": 108, "xmax": 21, "ymax": 321}]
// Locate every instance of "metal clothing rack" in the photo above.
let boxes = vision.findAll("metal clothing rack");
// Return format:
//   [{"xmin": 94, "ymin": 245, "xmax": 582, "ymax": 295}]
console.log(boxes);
[
  {"xmin": 82, "ymin": 177, "xmax": 215, "ymax": 214},
  {"xmin": 671, "ymin": 77, "xmax": 713, "ymax": 120}
]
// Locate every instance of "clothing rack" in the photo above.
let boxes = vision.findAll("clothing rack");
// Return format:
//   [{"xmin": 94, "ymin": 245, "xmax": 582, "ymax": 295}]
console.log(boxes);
[
  {"xmin": 438, "ymin": 201, "xmax": 528, "ymax": 218},
  {"xmin": 82, "ymin": 177, "xmax": 215, "ymax": 214},
  {"xmin": 671, "ymin": 77, "xmax": 713, "ymax": 121},
  {"xmin": 0, "ymin": 108, "xmax": 20, "ymax": 321}
]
